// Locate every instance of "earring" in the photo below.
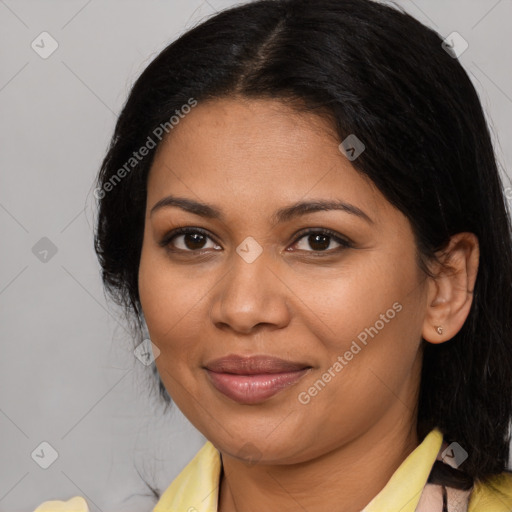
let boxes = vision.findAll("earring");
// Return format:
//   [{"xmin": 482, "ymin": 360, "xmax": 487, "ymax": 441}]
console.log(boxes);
[{"xmin": 435, "ymin": 325, "xmax": 443, "ymax": 335}]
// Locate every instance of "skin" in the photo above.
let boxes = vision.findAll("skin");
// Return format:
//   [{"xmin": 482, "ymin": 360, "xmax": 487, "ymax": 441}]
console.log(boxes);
[{"xmin": 138, "ymin": 97, "xmax": 479, "ymax": 512}]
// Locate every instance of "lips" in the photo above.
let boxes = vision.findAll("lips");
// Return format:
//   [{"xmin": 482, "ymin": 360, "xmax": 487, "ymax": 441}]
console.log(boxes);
[{"xmin": 204, "ymin": 355, "xmax": 311, "ymax": 405}]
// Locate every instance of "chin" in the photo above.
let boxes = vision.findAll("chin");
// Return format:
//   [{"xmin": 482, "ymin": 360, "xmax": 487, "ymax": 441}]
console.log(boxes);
[{"xmin": 208, "ymin": 426, "xmax": 313, "ymax": 466}]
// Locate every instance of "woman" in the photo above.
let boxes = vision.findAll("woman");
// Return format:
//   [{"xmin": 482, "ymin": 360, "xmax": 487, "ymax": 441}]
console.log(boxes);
[{"xmin": 35, "ymin": 0, "xmax": 512, "ymax": 510}]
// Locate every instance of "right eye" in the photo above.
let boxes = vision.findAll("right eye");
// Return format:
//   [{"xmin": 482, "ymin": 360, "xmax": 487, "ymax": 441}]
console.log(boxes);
[{"xmin": 159, "ymin": 227, "xmax": 222, "ymax": 253}]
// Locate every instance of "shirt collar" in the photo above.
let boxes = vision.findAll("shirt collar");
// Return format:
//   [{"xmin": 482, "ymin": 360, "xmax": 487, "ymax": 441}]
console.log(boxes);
[
  {"xmin": 153, "ymin": 428, "xmax": 443, "ymax": 512},
  {"xmin": 362, "ymin": 428, "xmax": 443, "ymax": 512}
]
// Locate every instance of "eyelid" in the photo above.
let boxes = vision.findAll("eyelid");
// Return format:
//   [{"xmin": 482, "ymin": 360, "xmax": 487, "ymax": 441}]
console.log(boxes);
[
  {"xmin": 290, "ymin": 227, "xmax": 354, "ymax": 250},
  {"xmin": 158, "ymin": 226, "xmax": 221, "ymax": 250}
]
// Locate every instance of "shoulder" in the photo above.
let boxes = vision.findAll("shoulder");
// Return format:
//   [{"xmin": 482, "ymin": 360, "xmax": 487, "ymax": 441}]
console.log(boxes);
[
  {"xmin": 153, "ymin": 441, "xmax": 221, "ymax": 512},
  {"xmin": 33, "ymin": 496, "xmax": 89, "ymax": 511},
  {"xmin": 33, "ymin": 443, "xmax": 219, "ymax": 512},
  {"xmin": 469, "ymin": 472, "xmax": 512, "ymax": 512}
]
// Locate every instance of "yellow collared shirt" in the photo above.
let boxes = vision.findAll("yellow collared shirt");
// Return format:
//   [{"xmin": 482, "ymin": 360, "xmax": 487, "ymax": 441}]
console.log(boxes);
[{"xmin": 34, "ymin": 428, "xmax": 512, "ymax": 512}]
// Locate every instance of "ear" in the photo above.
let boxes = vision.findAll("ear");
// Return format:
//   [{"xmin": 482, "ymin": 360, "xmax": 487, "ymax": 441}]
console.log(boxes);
[{"xmin": 422, "ymin": 232, "xmax": 479, "ymax": 344}]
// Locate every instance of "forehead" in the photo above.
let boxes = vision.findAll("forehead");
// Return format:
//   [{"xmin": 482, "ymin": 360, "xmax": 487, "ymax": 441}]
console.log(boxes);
[{"xmin": 146, "ymin": 97, "xmax": 385, "ymax": 222}]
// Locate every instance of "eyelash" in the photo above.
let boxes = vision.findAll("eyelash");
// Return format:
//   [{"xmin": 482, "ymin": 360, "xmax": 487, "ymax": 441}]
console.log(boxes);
[{"xmin": 159, "ymin": 227, "xmax": 353, "ymax": 256}]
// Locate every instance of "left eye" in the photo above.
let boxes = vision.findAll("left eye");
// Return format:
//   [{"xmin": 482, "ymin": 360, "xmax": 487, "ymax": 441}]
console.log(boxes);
[{"xmin": 291, "ymin": 230, "xmax": 351, "ymax": 252}]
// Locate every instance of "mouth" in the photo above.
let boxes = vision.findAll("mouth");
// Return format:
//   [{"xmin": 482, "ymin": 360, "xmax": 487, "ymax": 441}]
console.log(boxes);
[{"xmin": 204, "ymin": 354, "xmax": 312, "ymax": 405}]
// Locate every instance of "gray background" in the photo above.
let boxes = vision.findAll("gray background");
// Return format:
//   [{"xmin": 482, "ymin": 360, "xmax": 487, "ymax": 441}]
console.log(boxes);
[{"xmin": 1, "ymin": 1, "xmax": 511, "ymax": 511}]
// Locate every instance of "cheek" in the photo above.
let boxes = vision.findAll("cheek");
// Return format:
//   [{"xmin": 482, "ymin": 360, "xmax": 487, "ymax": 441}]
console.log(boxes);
[
  {"xmin": 289, "ymin": 252, "xmax": 423, "ymax": 356},
  {"xmin": 137, "ymin": 240, "xmax": 222, "ymax": 401},
  {"xmin": 138, "ymin": 246, "xmax": 192, "ymax": 361},
  {"xmin": 138, "ymin": 249, "xmax": 211, "ymax": 422},
  {"xmin": 138, "ymin": 236, "xmax": 211, "ymax": 338},
  {"xmin": 291, "ymin": 252, "xmax": 425, "ymax": 413}
]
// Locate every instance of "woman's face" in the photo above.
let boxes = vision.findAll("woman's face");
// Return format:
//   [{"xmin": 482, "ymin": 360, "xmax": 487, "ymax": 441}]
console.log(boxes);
[{"xmin": 138, "ymin": 97, "xmax": 429, "ymax": 464}]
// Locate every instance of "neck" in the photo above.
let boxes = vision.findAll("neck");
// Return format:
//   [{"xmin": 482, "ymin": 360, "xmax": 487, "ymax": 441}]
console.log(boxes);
[{"xmin": 218, "ymin": 403, "xmax": 419, "ymax": 512}]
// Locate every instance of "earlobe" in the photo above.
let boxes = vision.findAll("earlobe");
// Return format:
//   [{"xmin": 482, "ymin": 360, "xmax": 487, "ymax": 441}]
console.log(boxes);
[{"xmin": 422, "ymin": 232, "xmax": 479, "ymax": 344}]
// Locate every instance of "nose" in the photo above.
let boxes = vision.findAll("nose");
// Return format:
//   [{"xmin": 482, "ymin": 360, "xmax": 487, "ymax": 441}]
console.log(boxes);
[{"xmin": 209, "ymin": 248, "xmax": 292, "ymax": 335}]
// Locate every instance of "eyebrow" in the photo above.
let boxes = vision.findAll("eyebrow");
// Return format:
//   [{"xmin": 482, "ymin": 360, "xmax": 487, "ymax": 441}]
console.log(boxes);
[{"xmin": 150, "ymin": 195, "xmax": 373, "ymax": 224}]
